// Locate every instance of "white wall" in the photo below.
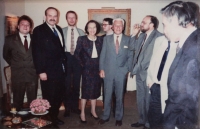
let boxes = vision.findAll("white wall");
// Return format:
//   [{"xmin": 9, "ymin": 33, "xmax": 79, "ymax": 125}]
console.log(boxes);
[{"xmin": 24, "ymin": 0, "xmax": 200, "ymax": 34}]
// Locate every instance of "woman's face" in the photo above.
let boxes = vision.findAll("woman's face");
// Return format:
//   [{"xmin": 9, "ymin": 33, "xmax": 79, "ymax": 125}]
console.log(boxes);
[{"xmin": 87, "ymin": 22, "xmax": 97, "ymax": 36}]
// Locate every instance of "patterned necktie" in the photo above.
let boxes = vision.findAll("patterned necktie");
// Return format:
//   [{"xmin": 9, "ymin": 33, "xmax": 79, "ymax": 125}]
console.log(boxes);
[
  {"xmin": 70, "ymin": 29, "xmax": 74, "ymax": 55},
  {"xmin": 157, "ymin": 41, "xmax": 170, "ymax": 81},
  {"xmin": 136, "ymin": 34, "xmax": 147, "ymax": 63},
  {"xmin": 116, "ymin": 36, "xmax": 119, "ymax": 54},
  {"xmin": 24, "ymin": 36, "xmax": 28, "ymax": 51},
  {"xmin": 52, "ymin": 27, "xmax": 58, "ymax": 37}
]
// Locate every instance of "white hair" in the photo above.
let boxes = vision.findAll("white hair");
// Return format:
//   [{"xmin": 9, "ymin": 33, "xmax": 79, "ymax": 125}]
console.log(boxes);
[{"xmin": 113, "ymin": 18, "xmax": 124, "ymax": 26}]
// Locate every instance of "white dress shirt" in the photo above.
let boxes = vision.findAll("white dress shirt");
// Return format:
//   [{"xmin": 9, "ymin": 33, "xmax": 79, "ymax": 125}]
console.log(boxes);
[
  {"xmin": 46, "ymin": 22, "xmax": 63, "ymax": 46},
  {"xmin": 147, "ymin": 36, "xmax": 178, "ymax": 113},
  {"xmin": 19, "ymin": 32, "xmax": 31, "ymax": 48},
  {"xmin": 66, "ymin": 26, "xmax": 79, "ymax": 52},
  {"xmin": 88, "ymin": 36, "xmax": 98, "ymax": 58}
]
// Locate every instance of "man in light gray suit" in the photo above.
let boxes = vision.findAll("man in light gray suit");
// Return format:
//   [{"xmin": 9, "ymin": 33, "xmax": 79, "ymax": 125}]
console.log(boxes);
[
  {"xmin": 62, "ymin": 10, "xmax": 85, "ymax": 117},
  {"xmin": 98, "ymin": 18, "xmax": 133, "ymax": 127},
  {"xmin": 130, "ymin": 15, "xmax": 162, "ymax": 129}
]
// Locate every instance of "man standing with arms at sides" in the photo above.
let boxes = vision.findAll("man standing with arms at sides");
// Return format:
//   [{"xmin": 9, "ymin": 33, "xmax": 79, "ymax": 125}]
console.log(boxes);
[
  {"xmin": 161, "ymin": 1, "xmax": 200, "ymax": 129},
  {"xmin": 101, "ymin": 18, "xmax": 113, "ymax": 37},
  {"xmin": 32, "ymin": 7, "xmax": 67, "ymax": 127},
  {"xmin": 98, "ymin": 18, "xmax": 133, "ymax": 127},
  {"xmin": 130, "ymin": 15, "xmax": 162, "ymax": 129},
  {"xmin": 62, "ymin": 10, "xmax": 85, "ymax": 117},
  {"xmin": 3, "ymin": 15, "xmax": 38, "ymax": 111}
]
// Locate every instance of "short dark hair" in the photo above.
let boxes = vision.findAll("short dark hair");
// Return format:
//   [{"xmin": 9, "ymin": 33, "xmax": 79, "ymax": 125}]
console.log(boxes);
[
  {"xmin": 147, "ymin": 15, "xmax": 159, "ymax": 29},
  {"xmin": 103, "ymin": 18, "xmax": 113, "ymax": 25},
  {"xmin": 85, "ymin": 20, "xmax": 101, "ymax": 35},
  {"xmin": 18, "ymin": 15, "xmax": 33, "ymax": 28},
  {"xmin": 161, "ymin": 1, "xmax": 199, "ymax": 27},
  {"xmin": 45, "ymin": 7, "xmax": 58, "ymax": 16},
  {"xmin": 66, "ymin": 10, "xmax": 78, "ymax": 19}
]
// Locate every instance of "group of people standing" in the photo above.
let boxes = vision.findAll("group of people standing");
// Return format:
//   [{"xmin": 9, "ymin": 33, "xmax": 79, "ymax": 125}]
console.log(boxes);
[{"xmin": 3, "ymin": 1, "xmax": 200, "ymax": 129}]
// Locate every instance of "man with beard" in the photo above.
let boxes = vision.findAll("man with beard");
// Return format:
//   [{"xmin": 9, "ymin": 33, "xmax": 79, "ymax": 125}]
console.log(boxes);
[
  {"xmin": 62, "ymin": 11, "xmax": 85, "ymax": 117},
  {"xmin": 129, "ymin": 15, "xmax": 162, "ymax": 129},
  {"xmin": 32, "ymin": 7, "xmax": 67, "ymax": 127}
]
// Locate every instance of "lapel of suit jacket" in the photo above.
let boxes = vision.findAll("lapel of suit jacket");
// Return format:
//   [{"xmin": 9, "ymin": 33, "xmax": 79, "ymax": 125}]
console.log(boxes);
[
  {"xmin": 168, "ymin": 29, "xmax": 198, "ymax": 82},
  {"xmin": 142, "ymin": 30, "xmax": 156, "ymax": 51},
  {"xmin": 109, "ymin": 34, "xmax": 116, "ymax": 53},
  {"xmin": 14, "ymin": 33, "xmax": 27, "ymax": 54}
]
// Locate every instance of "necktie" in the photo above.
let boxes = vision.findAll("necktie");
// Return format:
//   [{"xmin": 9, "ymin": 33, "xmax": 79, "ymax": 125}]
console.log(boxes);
[
  {"xmin": 70, "ymin": 29, "xmax": 74, "ymax": 55},
  {"xmin": 116, "ymin": 36, "xmax": 119, "ymax": 54},
  {"xmin": 24, "ymin": 36, "xmax": 28, "ymax": 51},
  {"xmin": 157, "ymin": 41, "xmax": 170, "ymax": 81},
  {"xmin": 136, "ymin": 34, "xmax": 147, "ymax": 63},
  {"xmin": 176, "ymin": 42, "xmax": 180, "ymax": 53},
  {"xmin": 52, "ymin": 27, "xmax": 58, "ymax": 37}
]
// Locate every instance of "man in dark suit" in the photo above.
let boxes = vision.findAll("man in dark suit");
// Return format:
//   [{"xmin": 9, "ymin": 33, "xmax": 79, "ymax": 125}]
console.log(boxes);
[
  {"xmin": 130, "ymin": 15, "xmax": 162, "ymax": 129},
  {"xmin": 161, "ymin": 1, "xmax": 200, "ymax": 129},
  {"xmin": 32, "ymin": 7, "xmax": 67, "ymax": 126},
  {"xmin": 62, "ymin": 10, "xmax": 85, "ymax": 117},
  {"xmin": 3, "ymin": 15, "xmax": 38, "ymax": 111},
  {"xmin": 98, "ymin": 18, "xmax": 133, "ymax": 126}
]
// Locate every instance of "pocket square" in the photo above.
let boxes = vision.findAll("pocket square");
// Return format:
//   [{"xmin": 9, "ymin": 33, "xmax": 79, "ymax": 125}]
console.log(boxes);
[{"xmin": 124, "ymin": 46, "xmax": 128, "ymax": 48}]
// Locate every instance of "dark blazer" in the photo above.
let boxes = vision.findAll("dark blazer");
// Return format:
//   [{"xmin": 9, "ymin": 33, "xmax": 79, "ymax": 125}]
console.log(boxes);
[
  {"xmin": 32, "ymin": 23, "xmax": 67, "ymax": 80},
  {"xmin": 3, "ymin": 33, "xmax": 38, "ymax": 83},
  {"xmin": 74, "ymin": 35, "xmax": 103, "ymax": 67},
  {"xmin": 164, "ymin": 29, "xmax": 200, "ymax": 126}
]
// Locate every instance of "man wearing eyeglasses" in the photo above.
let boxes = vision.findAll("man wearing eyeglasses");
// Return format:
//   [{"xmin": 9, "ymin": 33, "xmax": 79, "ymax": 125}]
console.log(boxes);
[
  {"xmin": 101, "ymin": 18, "xmax": 113, "ymax": 37},
  {"xmin": 129, "ymin": 15, "xmax": 162, "ymax": 129}
]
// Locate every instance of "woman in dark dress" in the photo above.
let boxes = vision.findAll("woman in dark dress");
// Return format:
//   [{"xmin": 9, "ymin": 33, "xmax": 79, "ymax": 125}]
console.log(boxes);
[{"xmin": 74, "ymin": 20, "xmax": 103, "ymax": 123}]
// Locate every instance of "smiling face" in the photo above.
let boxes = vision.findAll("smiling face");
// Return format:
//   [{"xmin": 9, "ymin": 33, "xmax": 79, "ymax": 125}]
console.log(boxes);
[
  {"xmin": 162, "ymin": 14, "xmax": 183, "ymax": 42},
  {"xmin": 66, "ymin": 13, "xmax": 77, "ymax": 26},
  {"xmin": 45, "ymin": 9, "xmax": 58, "ymax": 26},
  {"xmin": 18, "ymin": 20, "xmax": 30, "ymax": 35},
  {"xmin": 113, "ymin": 20, "xmax": 123, "ymax": 35},
  {"xmin": 87, "ymin": 22, "xmax": 97, "ymax": 36}
]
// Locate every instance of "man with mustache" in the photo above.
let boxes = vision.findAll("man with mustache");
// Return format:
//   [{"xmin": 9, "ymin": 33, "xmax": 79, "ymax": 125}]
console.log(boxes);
[
  {"xmin": 129, "ymin": 15, "xmax": 162, "ymax": 129},
  {"xmin": 62, "ymin": 10, "xmax": 85, "ymax": 117},
  {"xmin": 32, "ymin": 7, "xmax": 67, "ymax": 127}
]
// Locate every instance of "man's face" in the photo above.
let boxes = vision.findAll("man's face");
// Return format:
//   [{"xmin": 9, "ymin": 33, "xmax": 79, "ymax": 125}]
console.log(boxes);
[
  {"xmin": 113, "ymin": 20, "xmax": 123, "ymax": 35},
  {"xmin": 102, "ymin": 21, "xmax": 112, "ymax": 32},
  {"xmin": 162, "ymin": 14, "xmax": 182, "ymax": 42},
  {"xmin": 45, "ymin": 9, "xmax": 58, "ymax": 26},
  {"xmin": 140, "ymin": 16, "xmax": 151, "ymax": 33},
  {"xmin": 18, "ymin": 20, "xmax": 30, "ymax": 35},
  {"xmin": 67, "ymin": 13, "xmax": 77, "ymax": 26}
]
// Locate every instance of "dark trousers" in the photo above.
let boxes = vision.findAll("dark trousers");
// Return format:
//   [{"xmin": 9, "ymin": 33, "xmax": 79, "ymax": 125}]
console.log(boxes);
[
  {"xmin": 64, "ymin": 52, "xmax": 81, "ymax": 110},
  {"xmin": 163, "ymin": 101, "xmax": 197, "ymax": 129},
  {"xmin": 40, "ymin": 79, "xmax": 65, "ymax": 123},
  {"xmin": 148, "ymin": 83, "xmax": 163, "ymax": 129},
  {"xmin": 12, "ymin": 81, "xmax": 38, "ymax": 110}
]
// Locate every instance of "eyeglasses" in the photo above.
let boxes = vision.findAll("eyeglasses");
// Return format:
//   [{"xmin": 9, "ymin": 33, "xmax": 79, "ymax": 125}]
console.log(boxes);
[{"xmin": 102, "ymin": 24, "xmax": 110, "ymax": 26}]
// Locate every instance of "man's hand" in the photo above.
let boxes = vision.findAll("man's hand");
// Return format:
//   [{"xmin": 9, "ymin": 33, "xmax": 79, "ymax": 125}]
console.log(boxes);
[
  {"xmin": 39, "ymin": 73, "xmax": 47, "ymax": 81},
  {"xmin": 99, "ymin": 70, "xmax": 105, "ymax": 78},
  {"xmin": 132, "ymin": 24, "xmax": 141, "ymax": 36}
]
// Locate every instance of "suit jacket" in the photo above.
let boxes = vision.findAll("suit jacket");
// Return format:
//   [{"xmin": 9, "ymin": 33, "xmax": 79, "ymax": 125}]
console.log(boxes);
[
  {"xmin": 165, "ymin": 29, "xmax": 200, "ymax": 118},
  {"xmin": 62, "ymin": 26, "xmax": 85, "ymax": 51},
  {"xmin": 130, "ymin": 29, "xmax": 162, "ymax": 81},
  {"xmin": 3, "ymin": 33, "xmax": 38, "ymax": 83},
  {"xmin": 146, "ymin": 36, "xmax": 177, "ymax": 113},
  {"xmin": 99, "ymin": 34, "xmax": 133, "ymax": 80},
  {"xmin": 32, "ymin": 23, "xmax": 67, "ymax": 80}
]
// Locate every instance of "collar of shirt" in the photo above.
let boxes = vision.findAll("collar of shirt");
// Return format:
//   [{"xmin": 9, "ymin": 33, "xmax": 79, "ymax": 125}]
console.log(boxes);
[
  {"xmin": 145, "ymin": 29, "xmax": 153, "ymax": 42},
  {"xmin": 19, "ymin": 32, "xmax": 30, "ymax": 46},
  {"xmin": 46, "ymin": 22, "xmax": 56, "ymax": 31},
  {"xmin": 114, "ymin": 33, "xmax": 122, "ymax": 45},
  {"xmin": 178, "ymin": 27, "xmax": 197, "ymax": 49}
]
